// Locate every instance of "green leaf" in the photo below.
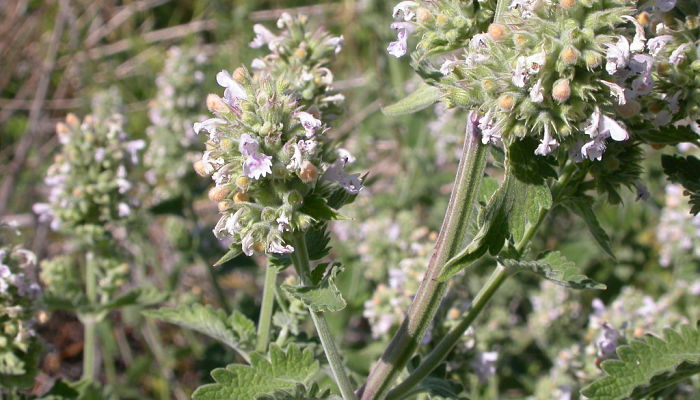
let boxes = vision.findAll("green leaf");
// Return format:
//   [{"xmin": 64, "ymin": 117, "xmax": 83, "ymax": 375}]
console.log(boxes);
[
  {"xmin": 192, "ymin": 344, "xmax": 319, "ymax": 400},
  {"xmin": 255, "ymin": 383, "xmax": 340, "ymax": 400},
  {"xmin": 100, "ymin": 287, "xmax": 167, "ymax": 311},
  {"xmin": 0, "ymin": 340, "xmax": 42, "ymax": 390},
  {"xmin": 439, "ymin": 140, "xmax": 553, "ymax": 281},
  {"xmin": 300, "ymin": 194, "xmax": 344, "ymax": 222},
  {"xmin": 40, "ymin": 379, "xmax": 116, "ymax": 399},
  {"xmin": 581, "ymin": 323, "xmax": 700, "ymax": 400},
  {"xmin": 381, "ymin": 83, "xmax": 441, "ymax": 116},
  {"xmin": 282, "ymin": 264, "xmax": 346, "ymax": 312},
  {"xmin": 143, "ymin": 304, "xmax": 254, "ymax": 355},
  {"xmin": 563, "ymin": 197, "xmax": 615, "ymax": 258},
  {"xmin": 662, "ymin": 154, "xmax": 700, "ymax": 215},
  {"xmin": 499, "ymin": 251, "xmax": 606, "ymax": 289},
  {"xmin": 215, "ymin": 247, "xmax": 243, "ymax": 266}
]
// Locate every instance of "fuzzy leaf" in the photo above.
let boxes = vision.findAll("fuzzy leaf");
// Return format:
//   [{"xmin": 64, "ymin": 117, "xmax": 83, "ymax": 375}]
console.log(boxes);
[
  {"xmin": 100, "ymin": 287, "xmax": 167, "ymax": 311},
  {"xmin": 300, "ymin": 194, "xmax": 344, "ymax": 221},
  {"xmin": 499, "ymin": 251, "xmax": 606, "ymax": 289},
  {"xmin": 40, "ymin": 378, "xmax": 116, "ymax": 399},
  {"xmin": 662, "ymin": 155, "xmax": 700, "ymax": 215},
  {"xmin": 214, "ymin": 247, "xmax": 243, "ymax": 266},
  {"xmin": 563, "ymin": 197, "xmax": 615, "ymax": 258},
  {"xmin": 255, "ymin": 383, "xmax": 340, "ymax": 400},
  {"xmin": 143, "ymin": 304, "xmax": 254, "ymax": 354},
  {"xmin": 381, "ymin": 83, "xmax": 441, "ymax": 116},
  {"xmin": 192, "ymin": 345, "xmax": 319, "ymax": 400},
  {"xmin": 0, "ymin": 340, "xmax": 42, "ymax": 390},
  {"xmin": 282, "ymin": 263, "xmax": 346, "ymax": 312},
  {"xmin": 581, "ymin": 323, "xmax": 700, "ymax": 400}
]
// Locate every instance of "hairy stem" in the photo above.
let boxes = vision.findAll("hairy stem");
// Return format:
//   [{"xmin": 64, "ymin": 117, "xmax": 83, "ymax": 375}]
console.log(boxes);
[
  {"xmin": 290, "ymin": 233, "xmax": 356, "ymax": 400},
  {"xmin": 82, "ymin": 251, "xmax": 97, "ymax": 380},
  {"xmin": 385, "ymin": 161, "xmax": 579, "ymax": 398},
  {"xmin": 256, "ymin": 265, "xmax": 278, "ymax": 353},
  {"xmin": 360, "ymin": 117, "xmax": 488, "ymax": 400}
]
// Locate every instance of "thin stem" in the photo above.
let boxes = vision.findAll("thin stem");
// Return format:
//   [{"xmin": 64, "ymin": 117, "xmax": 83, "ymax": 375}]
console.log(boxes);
[
  {"xmin": 290, "ymin": 233, "xmax": 356, "ymax": 400},
  {"xmin": 361, "ymin": 116, "xmax": 488, "ymax": 400},
  {"xmin": 82, "ymin": 251, "xmax": 97, "ymax": 380},
  {"xmin": 256, "ymin": 265, "xmax": 278, "ymax": 353},
  {"xmin": 386, "ymin": 161, "xmax": 579, "ymax": 399}
]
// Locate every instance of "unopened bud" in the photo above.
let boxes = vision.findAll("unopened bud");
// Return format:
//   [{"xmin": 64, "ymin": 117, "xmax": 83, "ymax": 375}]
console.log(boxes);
[
  {"xmin": 208, "ymin": 186, "xmax": 229, "ymax": 202},
  {"xmin": 217, "ymin": 201, "xmax": 230, "ymax": 212},
  {"xmin": 513, "ymin": 33, "xmax": 528, "ymax": 46},
  {"xmin": 488, "ymin": 24, "xmax": 508, "ymax": 41},
  {"xmin": 497, "ymin": 94, "xmax": 515, "ymax": 111},
  {"xmin": 657, "ymin": 62, "xmax": 671, "ymax": 74},
  {"xmin": 299, "ymin": 161, "xmax": 319, "ymax": 183},
  {"xmin": 56, "ymin": 121, "xmax": 70, "ymax": 135},
  {"xmin": 560, "ymin": 47, "xmax": 579, "ymax": 65},
  {"xmin": 552, "ymin": 79, "xmax": 571, "ymax": 102},
  {"xmin": 235, "ymin": 176, "xmax": 250, "ymax": 190},
  {"xmin": 584, "ymin": 52, "xmax": 601, "ymax": 69},
  {"xmin": 559, "ymin": 0, "xmax": 575, "ymax": 9},
  {"xmin": 254, "ymin": 242, "xmax": 266, "ymax": 252},
  {"xmin": 616, "ymin": 100, "xmax": 641, "ymax": 119},
  {"xmin": 482, "ymin": 79, "xmax": 496, "ymax": 91},
  {"xmin": 206, "ymin": 94, "xmax": 230, "ymax": 113},
  {"xmin": 65, "ymin": 113, "xmax": 80, "ymax": 127},
  {"xmin": 448, "ymin": 308, "xmax": 460, "ymax": 319},
  {"xmin": 220, "ymin": 138, "xmax": 234, "ymax": 152},
  {"xmin": 416, "ymin": 7, "xmax": 433, "ymax": 23},
  {"xmin": 650, "ymin": 143, "xmax": 666, "ymax": 149},
  {"xmin": 293, "ymin": 47, "xmax": 307, "ymax": 59},
  {"xmin": 232, "ymin": 67, "xmax": 247, "ymax": 83},
  {"xmin": 637, "ymin": 11, "xmax": 650, "ymax": 26},
  {"xmin": 83, "ymin": 115, "xmax": 94, "ymax": 125},
  {"xmin": 436, "ymin": 14, "xmax": 448, "ymax": 26},
  {"xmin": 193, "ymin": 160, "xmax": 210, "ymax": 177},
  {"xmin": 233, "ymin": 192, "xmax": 249, "ymax": 203}
]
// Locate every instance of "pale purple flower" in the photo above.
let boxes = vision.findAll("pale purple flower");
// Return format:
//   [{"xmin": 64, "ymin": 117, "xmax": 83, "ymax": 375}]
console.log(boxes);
[
  {"xmin": 125, "ymin": 140, "xmax": 145, "ymax": 164},
  {"xmin": 534, "ymin": 125, "xmax": 559, "ymax": 156},
  {"xmin": 580, "ymin": 107, "xmax": 629, "ymax": 161},
  {"xmin": 440, "ymin": 59, "xmax": 458, "ymax": 75},
  {"xmin": 472, "ymin": 351, "xmax": 499, "ymax": 383},
  {"xmin": 249, "ymin": 24, "xmax": 278, "ymax": 50},
  {"xmin": 94, "ymin": 148, "xmax": 106, "ymax": 163},
  {"xmin": 321, "ymin": 93, "xmax": 345, "ymax": 103},
  {"xmin": 387, "ymin": 22, "xmax": 415, "ymax": 58},
  {"xmin": 268, "ymin": 238, "xmax": 294, "ymax": 254},
  {"xmin": 276, "ymin": 213, "xmax": 291, "ymax": 232},
  {"xmin": 581, "ymin": 137, "xmax": 608, "ymax": 161},
  {"xmin": 251, "ymin": 58, "xmax": 266, "ymax": 70},
  {"xmin": 529, "ymin": 78, "xmax": 544, "ymax": 103},
  {"xmin": 605, "ymin": 36, "xmax": 631, "ymax": 75},
  {"xmin": 670, "ymin": 43, "xmax": 690, "ymax": 66},
  {"xmin": 622, "ymin": 16, "xmax": 646, "ymax": 53},
  {"xmin": 118, "ymin": 202, "xmax": 131, "ymax": 218},
  {"xmin": 596, "ymin": 322, "xmax": 621, "ymax": 359},
  {"xmin": 194, "ymin": 118, "xmax": 226, "ymax": 135},
  {"xmin": 512, "ymin": 56, "xmax": 529, "ymax": 88},
  {"xmin": 239, "ymin": 134, "xmax": 272, "ymax": 180},
  {"xmin": 600, "ymin": 80, "xmax": 627, "ymax": 105},
  {"xmin": 327, "ymin": 35, "xmax": 344, "ymax": 55},
  {"xmin": 216, "ymin": 70, "xmax": 247, "ymax": 107},
  {"xmin": 647, "ymin": 35, "xmax": 673, "ymax": 56},
  {"xmin": 296, "ymin": 112, "xmax": 322, "ymax": 137},
  {"xmin": 393, "ymin": 1, "xmax": 418, "ymax": 21},
  {"xmin": 656, "ymin": 0, "xmax": 676, "ymax": 12},
  {"xmin": 478, "ymin": 110, "xmax": 502, "ymax": 146},
  {"xmin": 322, "ymin": 159, "xmax": 362, "ymax": 194},
  {"xmin": 241, "ymin": 232, "xmax": 256, "ymax": 256}
]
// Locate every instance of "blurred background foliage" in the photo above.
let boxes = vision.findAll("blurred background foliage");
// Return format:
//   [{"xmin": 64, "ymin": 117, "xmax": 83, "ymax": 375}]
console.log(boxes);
[{"xmin": 0, "ymin": 0, "xmax": 698, "ymax": 398}]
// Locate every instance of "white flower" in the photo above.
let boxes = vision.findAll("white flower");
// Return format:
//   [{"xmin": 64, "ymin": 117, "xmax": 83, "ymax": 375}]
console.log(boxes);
[
  {"xmin": 251, "ymin": 58, "xmax": 266, "ymax": 70},
  {"xmin": 125, "ymin": 140, "xmax": 145, "ymax": 164},
  {"xmin": 647, "ymin": 35, "xmax": 673, "ymax": 56},
  {"xmin": 440, "ymin": 59, "xmax": 458, "ymax": 76},
  {"xmin": 241, "ymin": 232, "xmax": 256, "ymax": 256},
  {"xmin": 669, "ymin": 43, "xmax": 690, "ymax": 66},
  {"xmin": 322, "ymin": 159, "xmax": 362, "ymax": 194},
  {"xmin": 387, "ymin": 22, "xmax": 415, "ymax": 58},
  {"xmin": 392, "ymin": 1, "xmax": 419, "ymax": 21},
  {"xmin": 622, "ymin": 16, "xmax": 646, "ymax": 53},
  {"xmin": 512, "ymin": 56, "xmax": 529, "ymax": 88},
  {"xmin": 478, "ymin": 110, "xmax": 502, "ymax": 146},
  {"xmin": 321, "ymin": 93, "xmax": 345, "ymax": 103},
  {"xmin": 580, "ymin": 107, "xmax": 629, "ymax": 161},
  {"xmin": 296, "ymin": 112, "xmax": 322, "ymax": 137},
  {"xmin": 216, "ymin": 70, "xmax": 248, "ymax": 106},
  {"xmin": 472, "ymin": 351, "xmax": 499, "ymax": 383},
  {"xmin": 605, "ymin": 36, "xmax": 631, "ymax": 75},
  {"xmin": 581, "ymin": 137, "xmax": 607, "ymax": 161},
  {"xmin": 276, "ymin": 213, "xmax": 291, "ymax": 232},
  {"xmin": 268, "ymin": 238, "xmax": 294, "ymax": 254},
  {"xmin": 117, "ymin": 202, "xmax": 131, "ymax": 218},
  {"xmin": 655, "ymin": 0, "xmax": 676, "ymax": 12},
  {"xmin": 337, "ymin": 148, "xmax": 356, "ymax": 164},
  {"xmin": 239, "ymin": 134, "xmax": 272, "ymax": 179},
  {"xmin": 193, "ymin": 118, "xmax": 226, "ymax": 136},
  {"xmin": 529, "ymin": 78, "xmax": 544, "ymax": 103},
  {"xmin": 276, "ymin": 12, "xmax": 293, "ymax": 29},
  {"xmin": 327, "ymin": 35, "xmax": 344, "ymax": 54},
  {"xmin": 525, "ymin": 51, "xmax": 546, "ymax": 74},
  {"xmin": 600, "ymin": 80, "xmax": 627, "ymax": 105},
  {"xmin": 249, "ymin": 24, "xmax": 278, "ymax": 50},
  {"xmin": 534, "ymin": 125, "xmax": 559, "ymax": 156}
]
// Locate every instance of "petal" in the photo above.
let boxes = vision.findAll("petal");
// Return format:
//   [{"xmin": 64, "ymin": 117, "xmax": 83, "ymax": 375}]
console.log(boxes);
[{"xmin": 601, "ymin": 115, "xmax": 629, "ymax": 141}]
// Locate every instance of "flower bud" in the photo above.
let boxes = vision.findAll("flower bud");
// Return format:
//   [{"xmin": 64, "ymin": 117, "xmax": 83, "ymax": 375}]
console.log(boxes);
[
  {"xmin": 513, "ymin": 33, "xmax": 529, "ymax": 47},
  {"xmin": 254, "ymin": 242, "xmax": 266, "ymax": 253},
  {"xmin": 559, "ymin": 0, "xmax": 575, "ymax": 9},
  {"xmin": 236, "ymin": 176, "xmax": 250, "ymax": 190},
  {"xmin": 488, "ymin": 24, "xmax": 508, "ymax": 41},
  {"xmin": 560, "ymin": 46, "xmax": 579, "ymax": 65},
  {"xmin": 193, "ymin": 160, "xmax": 210, "ymax": 177},
  {"xmin": 233, "ymin": 192, "xmax": 249, "ymax": 203},
  {"xmin": 220, "ymin": 138, "xmax": 234, "ymax": 152},
  {"xmin": 218, "ymin": 201, "xmax": 230, "ymax": 212},
  {"xmin": 232, "ymin": 67, "xmax": 247, "ymax": 83},
  {"xmin": 436, "ymin": 14, "xmax": 448, "ymax": 26},
  {"xmin": 209, "ymin": 186, "xmax": 230, "ymax": 202},
  {"xmin": 416, "ymin": 7, "xmax": 433, "ymax": 23},
  {"xmin": 584, "ymin": 51, "xmax": 601, "ymax": 69},
  {"xmin": 294, "ymin": 47, "xmax": 307, "ymax": 59},
  {"xmin": 637, "ymin": 11, "xmax": 650, "ymax": 26},
  {"xmin": 657, "ymin": 62, "xmax": 671, "ymax": 74},
  {"xmin": 83, "ymin": 115, "xmax": 94, "ymax": 125},
  {"xmin": 56, "ymin": 121, "xmax": 70, "ymax": 135},
  {"xmin": 650, "ymin": 143, "xmax": 666, "ymax": 150},
  {"xmin": 285, "ymin": 190, "xmax": 303, "ymax": 207},
  {"xmin": 552, "ymin": 79, "xmax": 571, "ymax": 102},
  {"xmin": 65, "ymin": 113, "xmax": 80, "ymax": 127},
  {"xmin": 206, "ymin": 94, "xmax": 230, "ymax": 113},
  {"xmin": 299, "ymin": 161, "xmax": 319, "ymax": 183},
  {"xmin": 616, "ymin": 100, "xmax": 641, "ymax": 119},
  {"xmin": 497, "ymin": 94, "xmax": 515, "ymax": 111}
]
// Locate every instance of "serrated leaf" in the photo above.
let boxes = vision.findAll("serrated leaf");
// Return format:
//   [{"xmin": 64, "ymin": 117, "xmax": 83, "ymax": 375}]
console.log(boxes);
[
  {"xmin": 282, "ymin": 264, "xmax": 346, "ymax": 312},
  {"xmin": 143, "ymin": 304, "xmax": 254, "ymax": 357},
  {"xmin": 0, "ymin": 340, "xmax": 42, "ymax": 390},
  {"xmin": 581, "ymin": 323, "xmax": 700, "ymax": 400},
  {"xmin": 192, "ymin": 344, "xmax": 319, "ymax": 400},
  {"xmin": 563, "ymin": 197, "xmax": 615, "ymax": 258},
  {"xmin": 499, "ymin": 251, "xmax": 605, "ymax": 289},
  {"xmin": 215, "ymin": 247, "xmax": 243, "ymax": 266},
  {"xmin": 662, "ymin": 154, "xmax": 700, "ymax": 215},
  {"xmin": 300, "ymin": 195, "xmax": 344, "ymax": 222},
  {"xmin": 100, "ymin": 287, "xmax": 167, "ymax": 311},
  {"xmin": 381, "ymin": 83, "xmax": 441, "ymax": 116},
  {"xmin": 439, "ymin": 140, "xmax": 553, "ymax": 281},
  {"xmin": 255, "ymin": 383, "xmax": 340, "ymax": 400},
  {"xmin": 40, "ymin": 379, "xmax": 116, "ymax": 399}
]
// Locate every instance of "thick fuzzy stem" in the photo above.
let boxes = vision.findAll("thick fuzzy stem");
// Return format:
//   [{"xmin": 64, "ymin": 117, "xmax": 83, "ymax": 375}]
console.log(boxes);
[{"xmin": 360, "ymin": 116, "xmax": 488, "ymax": 400}]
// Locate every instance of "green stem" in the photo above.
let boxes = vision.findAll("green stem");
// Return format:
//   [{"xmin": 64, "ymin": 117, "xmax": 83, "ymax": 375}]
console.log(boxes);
[
  {"xmin": 256, "ymin": 265, "xmax": 278, "ymax": 353},
  {"xmin": 82, "ymin": 251, "xmax": 97, "ymax": 381},
  {"xmin": 290, "ymin": 233, "xmax": 356, "ymax": 400},
  {"xmin": 361, "ymin": 115, "xmax": 488, "ymax": 400},
  {"xmin": 385, "ymin": 161, "xmax": 579, "ymax": 399}
]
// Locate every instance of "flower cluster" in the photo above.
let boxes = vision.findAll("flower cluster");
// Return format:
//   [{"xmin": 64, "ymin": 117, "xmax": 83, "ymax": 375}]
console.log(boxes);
[
  {"xmin": 387, "ymin": 0, "xmax": 497, "ymax": 59},
  {"xmin": 247, "ymin": 13, "xmax": 345, "ymax": 117},
  {"xmin": 435, "ymin": 0, "xmax": 642, "ymax": 161},
  {"xmin": 33, "ymin": 112, "xmax": 143, "ymax": 237},
  {"xmin": 194, "ymin": 47, "xmax": 360, "ymax": 258},
  {"xmin": 144, "ymin": 46, "xmax": 208, "ymax": 203},
  {"xmin": 0, "ymin": 224, "xmax": 41, "ymax": 384}
]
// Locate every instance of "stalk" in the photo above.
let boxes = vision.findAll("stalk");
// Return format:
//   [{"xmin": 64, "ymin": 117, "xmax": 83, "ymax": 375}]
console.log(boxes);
[
  {"xmin": 360, "ymin": 117, "xmax": 488, "ymax": 400},
  {"xmin": 82, "ymin": 251, "xmax": 97, "ymax": 380},
  {"xmin": 256, "ymin": 265, "xmax": 278, "ymax": 353},
  {"xmin": 385, "ymin": 162, "xmax": 579, "ymax": 399},
  {"xmin": 290, "ymin": 233, "xmax": 356, "ymax": 400}
]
